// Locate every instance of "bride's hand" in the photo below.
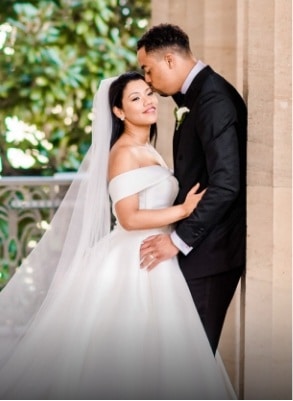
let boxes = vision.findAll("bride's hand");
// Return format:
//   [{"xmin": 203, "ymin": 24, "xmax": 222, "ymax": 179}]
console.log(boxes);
[{"xmin": 182, "ymin": 183, "xmax": 206, "ymax": 216}]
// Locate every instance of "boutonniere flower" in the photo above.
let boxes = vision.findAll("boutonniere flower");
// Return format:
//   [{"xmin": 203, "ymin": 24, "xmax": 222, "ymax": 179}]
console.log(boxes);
[{"xmin": 174, "ymin": 106, "xmax": 190, "ymax": 130}]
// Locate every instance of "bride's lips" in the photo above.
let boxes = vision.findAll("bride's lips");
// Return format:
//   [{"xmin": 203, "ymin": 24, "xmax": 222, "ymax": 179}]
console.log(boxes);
[{"xmin": 144, "ymin": 106, "xmax": 156, "ymax": 114}]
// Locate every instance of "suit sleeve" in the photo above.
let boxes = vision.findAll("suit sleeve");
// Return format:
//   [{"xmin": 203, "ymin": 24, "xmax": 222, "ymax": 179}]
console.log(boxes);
[{"xmin": 175, "ymin": 91, "xmax": 241, "ymax": 248}]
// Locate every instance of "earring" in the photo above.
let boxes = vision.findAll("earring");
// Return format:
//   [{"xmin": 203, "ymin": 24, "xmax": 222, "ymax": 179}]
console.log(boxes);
[{"xmin": 120, "ymin": 117, "xmax": 124, "ymax": 121}]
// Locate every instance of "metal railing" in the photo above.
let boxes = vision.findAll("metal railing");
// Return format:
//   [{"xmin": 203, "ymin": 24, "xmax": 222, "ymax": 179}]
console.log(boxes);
[{"xmin": 0, "ymin": 175, "xmax": 73, "ymax": 287}]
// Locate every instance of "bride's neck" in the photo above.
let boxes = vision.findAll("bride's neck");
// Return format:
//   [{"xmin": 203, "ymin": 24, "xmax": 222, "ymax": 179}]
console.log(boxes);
[{"xmin": 123, "ymin": 127, "xmax": 150, "ymax": 146}]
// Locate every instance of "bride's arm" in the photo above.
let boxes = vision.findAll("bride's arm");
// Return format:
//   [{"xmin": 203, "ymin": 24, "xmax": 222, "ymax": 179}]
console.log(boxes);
[
  {"xmin": 108, "ymin": 143, "xmax": 205, "ymax": 230},
  {"xmin": 115, "ymin": 185, "xmax": 204, "ymax": 231}
]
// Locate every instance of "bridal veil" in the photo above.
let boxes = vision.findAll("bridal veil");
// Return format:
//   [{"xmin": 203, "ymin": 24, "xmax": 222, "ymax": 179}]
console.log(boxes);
[{"xmin": 0, "ymin": 77, "xmax": 117, "ymax": 364}]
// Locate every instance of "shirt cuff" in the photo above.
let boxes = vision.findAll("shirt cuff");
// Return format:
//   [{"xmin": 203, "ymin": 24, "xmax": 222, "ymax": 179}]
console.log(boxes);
[{"xmin": 170, "ymin": 231, "xmax": 193, "ymax": 256}]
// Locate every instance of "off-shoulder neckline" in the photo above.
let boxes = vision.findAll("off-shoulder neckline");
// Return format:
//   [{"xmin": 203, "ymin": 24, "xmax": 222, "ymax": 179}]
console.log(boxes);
[{"xmin": 108, "ymin": 165, "xmax": 170, "ymax": 186}]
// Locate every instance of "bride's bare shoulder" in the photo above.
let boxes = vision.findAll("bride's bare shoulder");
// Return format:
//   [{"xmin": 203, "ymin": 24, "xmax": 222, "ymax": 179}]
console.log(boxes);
[{"xmin": 108, "ymin": 142, "xmax": 139, "ymax": 182}]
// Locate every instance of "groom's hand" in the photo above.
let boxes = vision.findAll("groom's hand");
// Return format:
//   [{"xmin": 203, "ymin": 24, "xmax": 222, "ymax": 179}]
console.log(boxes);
[{"xmin": 140, "ymin": 234, "xmax": 179, "ymax": 270}]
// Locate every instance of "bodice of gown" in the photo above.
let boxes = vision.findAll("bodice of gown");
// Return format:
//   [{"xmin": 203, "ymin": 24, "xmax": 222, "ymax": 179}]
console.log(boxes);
[{"xmin": 108, "ymin": 165, "xmax": 179, "ymax": 230}]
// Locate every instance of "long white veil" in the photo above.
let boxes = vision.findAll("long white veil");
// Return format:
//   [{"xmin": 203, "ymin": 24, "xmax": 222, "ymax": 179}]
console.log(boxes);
[{"xmin": 0, "ymin": 77, "xmax": 117, "ymax": 364}]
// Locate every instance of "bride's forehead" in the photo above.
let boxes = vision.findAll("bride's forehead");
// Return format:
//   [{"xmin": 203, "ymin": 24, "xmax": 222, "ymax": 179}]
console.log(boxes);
[{"xmin": 124, "ymin": 79, "xmax": 148, "ymax": 93}]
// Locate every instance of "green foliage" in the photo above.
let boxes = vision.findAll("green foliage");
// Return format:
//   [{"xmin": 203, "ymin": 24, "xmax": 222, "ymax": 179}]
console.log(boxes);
[{"xmin": 0, "ymin": 0, "xmax": 150, "ymax": 175}]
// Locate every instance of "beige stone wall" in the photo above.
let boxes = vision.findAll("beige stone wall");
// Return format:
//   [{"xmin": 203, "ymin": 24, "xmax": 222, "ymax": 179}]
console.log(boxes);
[
  {"xmin": 150, "ymin": 0, "xmax": 292, "ymax": 399},
  {"xmin": 244, "ymin": 0, "xmax": 292, "ymax": 399}
]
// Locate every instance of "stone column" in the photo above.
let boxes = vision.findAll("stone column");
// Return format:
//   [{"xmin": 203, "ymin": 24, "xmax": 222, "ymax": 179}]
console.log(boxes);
[{"xmin": 244, "ymin": 0, "xmax": 292, "ymax": 398}]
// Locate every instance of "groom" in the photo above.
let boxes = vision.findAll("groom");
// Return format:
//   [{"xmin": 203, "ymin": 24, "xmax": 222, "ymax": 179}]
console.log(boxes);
[{"xmin": 137, "ymin": 23, "xmax": 247, "ymax": 354}]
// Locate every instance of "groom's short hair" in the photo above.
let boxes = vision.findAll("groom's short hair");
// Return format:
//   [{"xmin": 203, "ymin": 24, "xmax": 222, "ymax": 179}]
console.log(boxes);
[{"xmin": 137, "ymin": 23, "xmax": 191, "ymax": 54}]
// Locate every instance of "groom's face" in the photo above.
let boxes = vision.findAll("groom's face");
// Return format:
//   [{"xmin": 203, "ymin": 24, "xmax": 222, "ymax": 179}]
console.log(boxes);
[{"xmin": 137, "ymin": 47, "xmax": 179, "ymax": 96}]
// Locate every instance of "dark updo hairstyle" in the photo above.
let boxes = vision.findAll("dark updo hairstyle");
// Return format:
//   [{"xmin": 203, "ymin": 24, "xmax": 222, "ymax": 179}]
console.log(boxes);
[{"xmin": 109, "ymin": 71, "xmax": 157, "ymax": 148}]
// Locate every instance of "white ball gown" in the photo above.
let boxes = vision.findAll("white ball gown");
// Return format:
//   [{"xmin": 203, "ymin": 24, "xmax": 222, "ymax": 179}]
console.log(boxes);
[{"xmin": 0, "ymin": 154, "xmax": 236, "ymax": 399}]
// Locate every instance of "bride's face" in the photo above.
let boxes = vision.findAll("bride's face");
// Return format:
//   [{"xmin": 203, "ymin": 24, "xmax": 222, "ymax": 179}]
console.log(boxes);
[{"xmin": 120, "ymin": 79, "xmax": 158, "ymax": 127}]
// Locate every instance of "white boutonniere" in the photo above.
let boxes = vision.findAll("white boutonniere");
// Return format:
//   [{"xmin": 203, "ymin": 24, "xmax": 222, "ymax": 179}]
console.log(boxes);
[{"xmin": 174, "ymin": 106, "xmax": 190, "ymax": 130}]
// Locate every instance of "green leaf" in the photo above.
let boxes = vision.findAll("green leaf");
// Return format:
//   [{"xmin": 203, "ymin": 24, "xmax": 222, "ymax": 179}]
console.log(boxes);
[
  {"xmin": 14, "ymin": 3, "xmax": 38, "ymax": 17},
  {"xmin": 76, "ymin": 21, "xmax": 88, "ymax": 35}
]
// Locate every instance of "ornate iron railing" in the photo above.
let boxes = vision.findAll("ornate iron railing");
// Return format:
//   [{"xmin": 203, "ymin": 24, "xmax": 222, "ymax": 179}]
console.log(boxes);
[{"xmin": 0, "ymin": 175, "xmax": 73, "ymax": 288}]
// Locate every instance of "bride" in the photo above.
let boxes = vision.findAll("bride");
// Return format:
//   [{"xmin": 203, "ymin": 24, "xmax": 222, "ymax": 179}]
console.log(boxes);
[{"xmin": 0, "ymin": 72, "xmax": 236, "ymax": 399}]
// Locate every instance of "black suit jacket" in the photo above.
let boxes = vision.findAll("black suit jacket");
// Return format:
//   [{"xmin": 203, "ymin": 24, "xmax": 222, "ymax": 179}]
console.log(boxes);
[{"xmin": 173, "ymin": 66, "xmax": 247, "ymax": 279}]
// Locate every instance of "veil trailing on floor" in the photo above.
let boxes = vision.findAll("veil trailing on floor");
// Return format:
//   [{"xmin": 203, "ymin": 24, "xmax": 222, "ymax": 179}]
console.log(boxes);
[{"xmin": 0, "ymin": 77, "xmax": 117, "ymax": 364}]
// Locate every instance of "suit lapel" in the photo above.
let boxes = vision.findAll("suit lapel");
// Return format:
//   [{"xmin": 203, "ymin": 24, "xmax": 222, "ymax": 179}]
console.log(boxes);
[
  {"xmin": 183, "ymin": 66, "xmax": 213, "ymax": 109},
  {"xmin": 172, "ymin": 92, "xmax": 185, "ymax": 154},
  {"xmin": 172, "ymin": 92, "xmax": 185, "ymax": 107},
  {"xmin": 173, "ymin": 66, "xmax": 214, "ymax": 158}
]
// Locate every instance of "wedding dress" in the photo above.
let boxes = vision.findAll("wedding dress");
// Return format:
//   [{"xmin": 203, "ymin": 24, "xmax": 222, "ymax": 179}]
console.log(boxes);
[
  {"xmin": 0, "ymin": 77, "xmax": 236, "ymax": 399},
  {"xmin": 0, "ymin": 156, "xmax": 235, "ymax": 400}
]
